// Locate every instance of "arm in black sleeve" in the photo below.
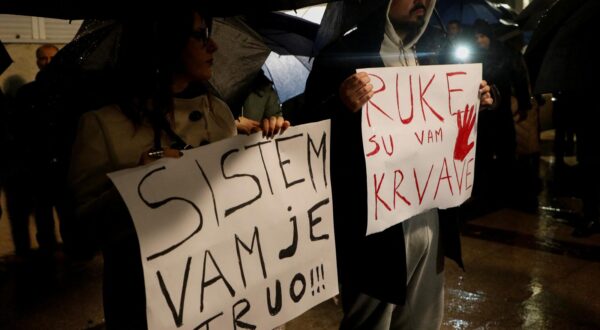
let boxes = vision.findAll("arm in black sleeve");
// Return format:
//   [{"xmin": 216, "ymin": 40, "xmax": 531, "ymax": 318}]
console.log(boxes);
[
  {"xmin": 511, "ymin": 52, "xmax": 533, "ymax": 114},
  {"xmin": 303, "ymin": 45, "xmax": 361, "ymax": 124}
]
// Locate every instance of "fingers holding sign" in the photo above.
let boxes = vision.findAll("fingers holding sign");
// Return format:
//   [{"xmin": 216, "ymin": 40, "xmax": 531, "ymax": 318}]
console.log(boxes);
[
  {"xmin": 238, "ymin": 115, "xmax": 290, "ymax": 139},
  {"xmin": 479, "ymin": 80, "xmax": 493, "ymax": 108},
  {"xmin": 262, "ymin": 116, "xmax": 291, "ymax": 138},
  {"xmin": 236, "ymin": 116, "xmax": 262, "ymax": 135},
  {"xmin": 340, "ymin": 72, "xmax": 374, "ymax": 112}
]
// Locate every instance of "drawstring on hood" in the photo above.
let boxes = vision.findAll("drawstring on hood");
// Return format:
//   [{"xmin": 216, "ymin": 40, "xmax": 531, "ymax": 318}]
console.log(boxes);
[{"xmin": 380, "ymin": 0, "xmax": 436, "ymax": 67}]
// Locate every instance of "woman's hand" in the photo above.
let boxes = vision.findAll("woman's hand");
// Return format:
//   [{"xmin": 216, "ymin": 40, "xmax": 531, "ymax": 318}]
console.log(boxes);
[
  {"xmin": 139, "ymin": 147, "xmax": 183, "ymax": 165},
  {"xmin": 262, "ymin": 116, "xmax": 291, "ymax": 138},
  {"xmin": 236, "ymin": 116, "xmax": 262, "ymax": 135}
]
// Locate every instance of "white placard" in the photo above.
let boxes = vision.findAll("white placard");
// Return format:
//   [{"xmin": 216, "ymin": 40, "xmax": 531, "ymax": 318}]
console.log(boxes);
[
  {"xmin": 109, "ymin": 120, "xmax": 337, "ymax": 330},
  {"xmin": 359, "ymin": 64, "xmax": 482, "ymax": 235}
]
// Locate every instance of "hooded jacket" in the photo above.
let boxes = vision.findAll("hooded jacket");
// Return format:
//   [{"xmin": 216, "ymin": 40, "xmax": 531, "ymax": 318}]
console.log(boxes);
[{"xmin": 304, "ymin": 0, "xmax": 462, "ymax": 304}]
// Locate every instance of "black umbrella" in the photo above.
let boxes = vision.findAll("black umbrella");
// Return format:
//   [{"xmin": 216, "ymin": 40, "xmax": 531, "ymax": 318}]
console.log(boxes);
[
  {"xmin": 209, "ymin": 12, "xmax": 318, "ymax": 107},
  {"xmin": 0, "ymin": 0, "xmax": 335, "ymax": 19},
  {"xmin": 247, "ymin": 12, "xmax": 318, "ymax": 57},
  {"xmin": 437, "ymin": 0, "xmax": 507, "ymax": 25},
  {"xmin": 52, "ymin": 19, "xmax": 122, "ymax": 72},
  {"xmin": 524, "ymin": 0, "xmax": 600, "ymax": 94},
  {"xmin": 40, "ymin": 9, "xmax": 320, "ymax": 114},
  {"xmin": 313, "ymin": 0, "xmax": 388, "ymax": 54},
  {"xmin": 208, "ymin": 17, "xmax": 271, "ymax": 106},
  {"xmin": 515, "ymin": 0, "xmax": 557, "ymax": 31},
  {"xmin": 36, "ymin": 19, "xmax": 124, "ymax": 113}
]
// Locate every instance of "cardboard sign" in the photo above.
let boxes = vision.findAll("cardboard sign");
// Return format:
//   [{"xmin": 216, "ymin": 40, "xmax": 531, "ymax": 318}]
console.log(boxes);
[
  {"xmin": 109, "ymin": 120, "xmax": 337, "ymax": 330},
  {"xmin": 359, "ymin": 64, "xmax": 482, "ymax": 235}
]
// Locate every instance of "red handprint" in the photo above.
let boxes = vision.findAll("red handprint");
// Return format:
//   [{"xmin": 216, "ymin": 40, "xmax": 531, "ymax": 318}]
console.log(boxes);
[{"xmin": 453, "ymin": 104, "xmax": 476, "ymax": 161}]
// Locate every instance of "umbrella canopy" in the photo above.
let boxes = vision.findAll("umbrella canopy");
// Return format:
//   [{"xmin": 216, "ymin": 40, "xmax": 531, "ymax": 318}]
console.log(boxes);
[
  {"xmin": 40, "ymin": 10, "xmax": 319, "ymax": 112},
  {"xmin": 38, "ymin": 19, "xmax": 125, "ymax": 112},
  {"xmin": 53, "ymin": 19, "xmax": 122, "ymax": 71},
  {"xmin": 208, "ymin": 17, "xmax": 271, "ymax": 106},
  {"xmin": 209, "ymin": 13, "xmax": 318, "ymax": 107},
  {"xmin": 524, "ymin": 0, "xmax": 600, "ymax": 94},
  {"xmin": 313, "ymin": 0, "xmax": 390, "ymax": 54},
  {"xmin": 515, "ymin": 0, "xmax": 558, "ymax": 31},
  {"xmin": 0, "ymin": 0, "xmax": 335, "ymax": 19},
  {"xmin": 247, "ymin": 12, "xmax": 318, "ymax": 57},
  {"xmin": 437, "ymin": 0, "xmax": 508, "ymax": 25},
  {"xmin": 492, "ymin": 3, "xmax": 517, "ymax": 21},
  {"xmin": 262, "ymin": 52, "xmax": 312, "ymax": 103}
]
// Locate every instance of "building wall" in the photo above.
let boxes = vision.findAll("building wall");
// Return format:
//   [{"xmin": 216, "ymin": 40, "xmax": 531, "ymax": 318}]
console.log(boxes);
[{"xmin": 0, "ymin": 14, "xmax": 79, "ymax": 96}]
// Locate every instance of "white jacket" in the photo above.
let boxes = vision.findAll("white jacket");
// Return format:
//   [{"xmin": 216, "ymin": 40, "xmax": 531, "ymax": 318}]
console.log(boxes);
[{"xmin": 69, "ymin": 94, "xmax": 236, "ymax": 213}]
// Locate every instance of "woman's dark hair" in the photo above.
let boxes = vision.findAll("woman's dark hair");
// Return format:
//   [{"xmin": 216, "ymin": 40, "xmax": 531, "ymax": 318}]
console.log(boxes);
[
  {"xmin": 473, "ymin": 19, "xmax": 493, "ymax": 39},
  {"xmin": 115, "ymin": 6, "xmax": 211, "ymax": 124}
]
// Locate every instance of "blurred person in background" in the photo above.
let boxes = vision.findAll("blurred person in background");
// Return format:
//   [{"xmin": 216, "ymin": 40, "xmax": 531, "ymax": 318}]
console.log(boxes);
[
  {"xmin": 470, "ymin": 19, "xmax": 532, "ymax": 214},
  {"xmin": 4, "ymin": 44, "xmax": 61, "ymax": 260},
  {"xmin": 236, "ymin": 70, "xmax": 284, "ymax": 135}
]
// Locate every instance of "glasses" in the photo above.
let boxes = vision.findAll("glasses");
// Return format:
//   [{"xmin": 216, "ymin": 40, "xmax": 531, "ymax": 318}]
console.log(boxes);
[{"xmin": 190, "ymin": 28, "xmax": 211, "ymax": 45}]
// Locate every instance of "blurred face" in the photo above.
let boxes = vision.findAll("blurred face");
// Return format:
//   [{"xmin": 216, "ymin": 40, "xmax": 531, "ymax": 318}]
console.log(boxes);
[
  {"xmin": 475, "ymin": 33, "xmax": 491, "ymax": 50},
  {"xmin": 36, "ymin": 46, "xmax": 58, "ymax": 70},
  {"xmin": 181, "ymin": 12, "xmax": 218, "ymax": 83},
  {"xmin": 447, "ymin": 22, "xmax": 460, "ymax": 37},
  {"xmin": 388, "ymin": 0, "xmax": 431, "ymax": 28}
]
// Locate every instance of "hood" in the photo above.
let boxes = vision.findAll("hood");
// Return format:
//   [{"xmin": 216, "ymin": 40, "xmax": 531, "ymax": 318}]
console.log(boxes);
[{"xmin": 381, "ymin": 0, "xmax": 436, "ymax": 66}]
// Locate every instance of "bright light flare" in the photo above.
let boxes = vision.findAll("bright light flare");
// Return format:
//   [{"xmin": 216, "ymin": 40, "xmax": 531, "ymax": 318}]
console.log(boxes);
[{"xmin": 454, "ymin": 45, "xmax": 471, "ymax": 61}]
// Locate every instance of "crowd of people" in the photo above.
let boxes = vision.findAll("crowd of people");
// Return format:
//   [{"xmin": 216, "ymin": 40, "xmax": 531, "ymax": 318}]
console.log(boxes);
[
  {"xmin": 0, "ymin": 0, "xmax": 596, "ymax": 329},
  {"xmin": 439, "ymin": 16, "xmax": 598, "ymax": 237}
]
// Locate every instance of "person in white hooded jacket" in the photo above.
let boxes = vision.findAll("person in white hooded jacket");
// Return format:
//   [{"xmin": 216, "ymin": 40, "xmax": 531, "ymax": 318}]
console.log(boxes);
[{"xmin": 304, "ymin": 0, "xmax": 493, "ymax": 329}]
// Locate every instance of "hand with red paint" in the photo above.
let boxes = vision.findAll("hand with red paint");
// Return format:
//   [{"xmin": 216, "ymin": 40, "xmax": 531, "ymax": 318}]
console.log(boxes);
[
  {"xmin": 339, "ymin": 72, "xmax": 374, "ymax": 112},
  {"xmin": 454, "ymin": 104, "xmax": 476, "ymax": 161}
]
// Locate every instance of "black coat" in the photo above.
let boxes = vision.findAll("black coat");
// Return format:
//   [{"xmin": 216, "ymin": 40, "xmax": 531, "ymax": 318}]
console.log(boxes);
[{"xmin": 303, "ymin": 10, "xmax": 463, "ymax": 304}]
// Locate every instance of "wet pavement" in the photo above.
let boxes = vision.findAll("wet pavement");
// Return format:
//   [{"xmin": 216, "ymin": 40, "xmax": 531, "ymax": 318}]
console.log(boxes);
[{"xmin": 1, "ymin": 133, "xmax": 599, "ymax": 329}]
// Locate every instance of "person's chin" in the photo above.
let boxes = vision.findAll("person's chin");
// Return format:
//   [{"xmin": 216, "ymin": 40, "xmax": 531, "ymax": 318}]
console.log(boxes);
[
  {"xmin": 202, "ymin": 68, "xmax": 212, "ymax": 80},
  {"xmin": 192, "ymin": 73, "xmax": 211, "ymax": 83}
]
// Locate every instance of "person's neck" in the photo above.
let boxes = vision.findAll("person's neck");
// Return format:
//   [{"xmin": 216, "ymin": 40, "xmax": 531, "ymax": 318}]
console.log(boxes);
[
  {"xmin": 172, "ymin": 75, "xmax": 190, "ymax": 94},
  {"xmin": 394, "ymin": 28, "xmax": 408, "ymax": 42},
  {"xmin": 392, "ymin": 23, "xmax": 418, "ymax": 45}
]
